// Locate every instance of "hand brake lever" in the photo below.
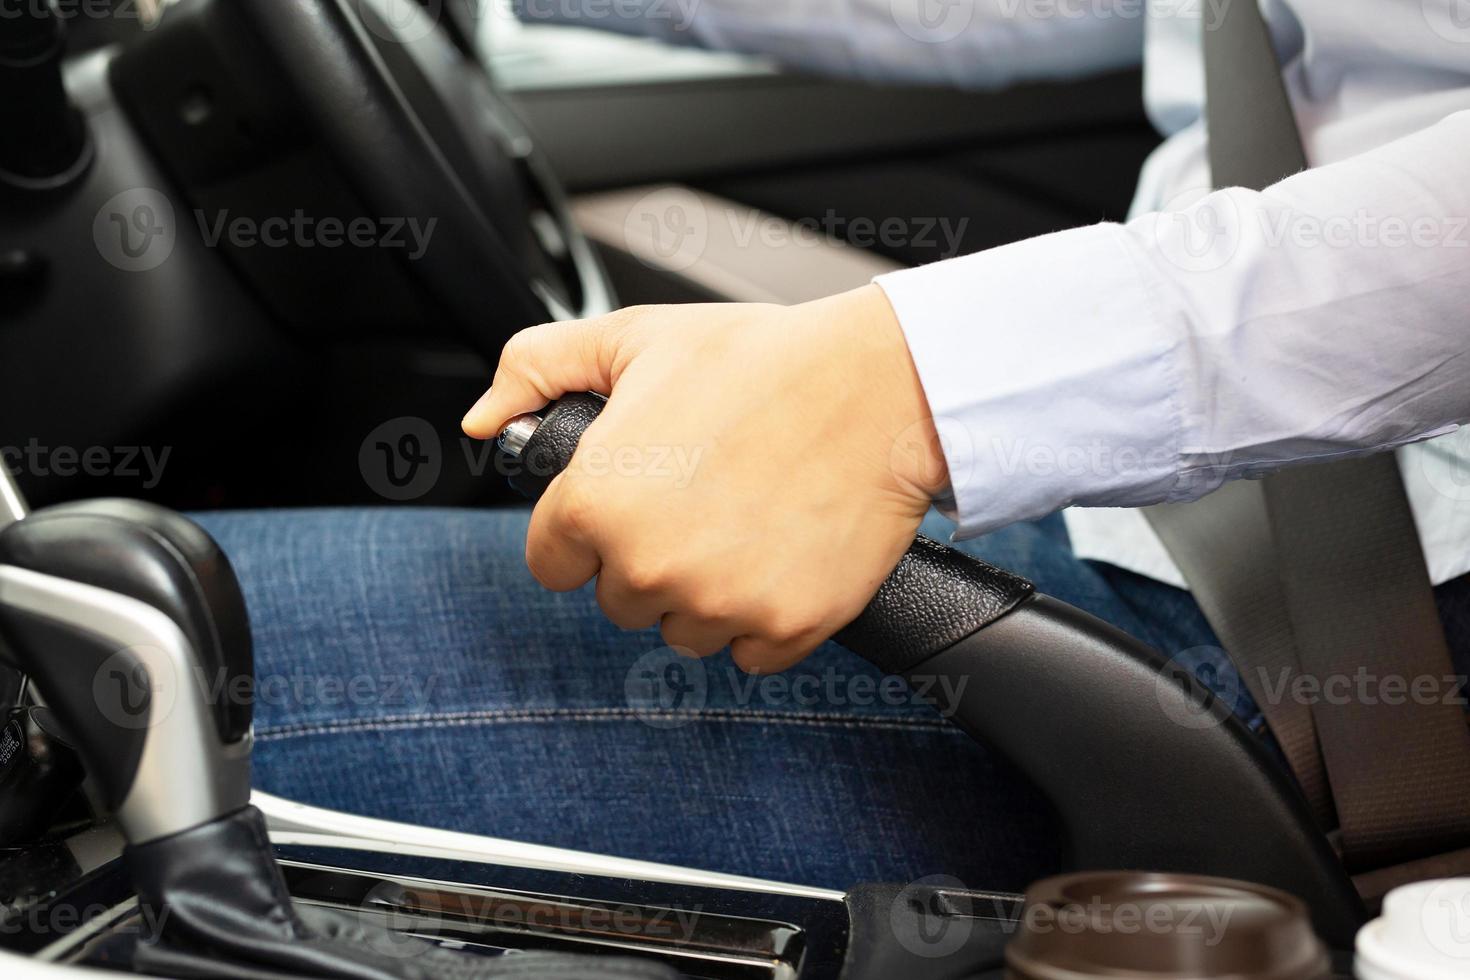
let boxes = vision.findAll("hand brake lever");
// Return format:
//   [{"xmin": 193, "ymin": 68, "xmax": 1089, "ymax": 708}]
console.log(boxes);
[
  {"xmin": 497, "ymin": 392, "xmax": 1038, "ymax": 675},
  {"xmin": 496, "ymin": 392, "xmax": 1366, "ymax": 948}
]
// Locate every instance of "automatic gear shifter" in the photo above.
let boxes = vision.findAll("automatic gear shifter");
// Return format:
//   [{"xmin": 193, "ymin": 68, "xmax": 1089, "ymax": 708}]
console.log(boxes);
[
  {"xmin": 0, "ymin": 496, "xmax": 255, "ymax": 843},
  {"xmin": 0, "ymin": 469, "xmax": 677, "ymax": 980}
]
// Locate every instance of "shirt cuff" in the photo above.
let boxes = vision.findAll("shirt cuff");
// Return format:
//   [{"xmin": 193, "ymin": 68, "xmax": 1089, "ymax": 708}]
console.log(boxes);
[{"xmin": 875, "ymin": 222, "xmax": 1185, "ymax": 539}]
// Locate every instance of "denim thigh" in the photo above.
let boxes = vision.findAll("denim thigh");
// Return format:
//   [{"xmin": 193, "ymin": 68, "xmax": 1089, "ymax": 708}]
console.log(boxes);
[{"xmin": 191, "ymin": 507, "xmax": 1244, "ymax": 891}]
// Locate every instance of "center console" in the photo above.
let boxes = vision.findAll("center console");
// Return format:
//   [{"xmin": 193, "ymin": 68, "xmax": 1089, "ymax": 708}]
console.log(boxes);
[{"xmin": 0, "ymin": 800, "xmax": 1041, "ymax": 979}]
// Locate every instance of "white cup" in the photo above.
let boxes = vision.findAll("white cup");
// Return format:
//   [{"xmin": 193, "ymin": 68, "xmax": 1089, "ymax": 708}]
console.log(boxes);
[{"xmin": 1356, "ymin": 878, "xmax": 1470, "ymax": 979}]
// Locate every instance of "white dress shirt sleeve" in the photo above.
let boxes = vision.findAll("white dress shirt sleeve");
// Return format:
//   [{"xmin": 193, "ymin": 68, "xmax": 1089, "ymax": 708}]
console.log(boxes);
[
  {"xmin": 877, "ymin": 108, "xmax": 1470, "ymax": 539},
  {"xmin": 515, "ymin": 0, "xmax": 1144, "ymax": 90}
]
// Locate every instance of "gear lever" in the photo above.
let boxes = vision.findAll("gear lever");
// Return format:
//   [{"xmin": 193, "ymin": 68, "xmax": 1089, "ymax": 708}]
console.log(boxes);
[
  {"xmin": 0, "ymin": 467, "xmax": 253, "ymax": 844},
  {"xmin": 0, "ymin": 464, "xmax": 679, "ymax": 979}
]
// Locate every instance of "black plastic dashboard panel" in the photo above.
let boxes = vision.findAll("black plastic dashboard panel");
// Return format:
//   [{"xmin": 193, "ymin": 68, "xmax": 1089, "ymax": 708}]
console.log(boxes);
[
  {"xmin": 0, "ymin": 51, "xmax": 299, "ymax": 507},
  {"xmin": 507, "ymin": 69, "xmax": 1151, "ymax": 192}
]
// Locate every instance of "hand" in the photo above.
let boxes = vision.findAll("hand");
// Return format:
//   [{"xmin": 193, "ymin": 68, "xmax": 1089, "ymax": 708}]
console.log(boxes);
[{"xmin": 462, "ymin": 284, "xmax": 947, "ymax": 673}]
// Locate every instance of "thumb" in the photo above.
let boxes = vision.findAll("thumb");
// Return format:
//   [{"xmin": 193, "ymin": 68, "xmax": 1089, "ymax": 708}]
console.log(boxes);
[{"xmin": 461, "ymin": 315, "xmax": 629, "ymax": 440}]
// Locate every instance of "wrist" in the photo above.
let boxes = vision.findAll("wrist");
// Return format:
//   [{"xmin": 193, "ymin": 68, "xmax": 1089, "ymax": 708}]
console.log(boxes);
[{"xmin": 814, "ymin": 284, "xmax": 951, "ymax": 501}]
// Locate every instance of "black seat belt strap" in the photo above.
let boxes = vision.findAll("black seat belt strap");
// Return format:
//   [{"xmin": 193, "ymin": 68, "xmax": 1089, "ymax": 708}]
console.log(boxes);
[{"xmin": 1144, "ymin": 0, "xmax": 1470, "ymax": 877}]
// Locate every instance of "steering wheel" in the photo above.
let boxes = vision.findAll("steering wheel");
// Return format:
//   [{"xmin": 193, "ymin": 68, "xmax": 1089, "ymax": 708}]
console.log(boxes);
[
  {"xmin": 500, "ymin": 394, "xmax": 1368, "ymax": 948},
  {"xmin": 221, "ymin": 0, "xmax": 611, "ymax": 350}
]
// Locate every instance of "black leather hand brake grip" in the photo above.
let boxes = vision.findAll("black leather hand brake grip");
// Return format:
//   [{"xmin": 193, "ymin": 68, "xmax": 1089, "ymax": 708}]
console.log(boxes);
[{"xmin": 501, "ymin": 393, "xmax": 1036, "ymax": 673}]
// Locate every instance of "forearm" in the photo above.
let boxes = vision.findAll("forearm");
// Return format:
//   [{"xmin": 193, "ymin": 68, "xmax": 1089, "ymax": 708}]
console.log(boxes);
[
  {"xmin": 513, "ymin": 0, "xmax": 1144, "ymax": 90},
  {"xmin": 880, "ymin": 109, "xmax": 1470, "ymax": 536}
]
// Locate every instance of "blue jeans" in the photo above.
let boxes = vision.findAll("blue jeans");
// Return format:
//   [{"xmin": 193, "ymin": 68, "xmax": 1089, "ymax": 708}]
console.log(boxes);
[{"xmin": 192, "ymin": 508, "xmax": 1249, "ymax": 894}]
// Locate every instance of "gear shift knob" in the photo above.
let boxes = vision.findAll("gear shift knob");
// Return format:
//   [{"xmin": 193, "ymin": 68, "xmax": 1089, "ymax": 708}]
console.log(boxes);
[{"xmin": 0, "ymin": 499, "xmax": 253, "ymax": 843}]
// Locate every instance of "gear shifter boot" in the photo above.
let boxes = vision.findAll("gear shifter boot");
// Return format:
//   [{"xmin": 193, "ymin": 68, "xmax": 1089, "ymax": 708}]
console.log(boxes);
[{"xmin": 123, "ymin": 806, "xmax": 680, "ymax": 980}]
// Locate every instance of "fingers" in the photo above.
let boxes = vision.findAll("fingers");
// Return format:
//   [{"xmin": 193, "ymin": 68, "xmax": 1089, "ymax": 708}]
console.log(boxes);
[
  {"xmin": 530, "ymin": 470, "xmax": 830, "ymax": 665},
  {"xmin": 524, "ymin": 475, "xmax": 600, "ymax": 592},
  {"xmin": 730, "ymin": 634, "xmax": 819, "ymax": 675},
  {"xmin": 595, "ymin": 572, "xmax": 667, "ymax": 631},
  {"xmin": 462, "ymin": 313, "xmax": 639, "ymax": 439},
  {"xmin": 658, "ymin": 612, "xmax": 733, "ymax": 657},
  {"xmin": 529, "ymin": 485, "xmax": 819, "ymax": 666}
]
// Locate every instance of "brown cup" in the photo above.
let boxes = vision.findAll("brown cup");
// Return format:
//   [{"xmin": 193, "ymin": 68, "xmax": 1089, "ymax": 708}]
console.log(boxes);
[{"xmin": 1005, "ymin": 871, "xmax": 1330, "ymax": 979}]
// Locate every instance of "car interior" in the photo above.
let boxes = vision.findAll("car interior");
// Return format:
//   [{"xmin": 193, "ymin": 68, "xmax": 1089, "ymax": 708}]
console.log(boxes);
[{"xmin": 1, "ymin": 1, "xmax": 1467, "ymax": 978}]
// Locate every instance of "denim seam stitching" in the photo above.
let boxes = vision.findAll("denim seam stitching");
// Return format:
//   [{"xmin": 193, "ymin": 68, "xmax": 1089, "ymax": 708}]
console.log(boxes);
[{"xmin": 255, "ymin": 707, "xmax": 961, "ymax": 741}]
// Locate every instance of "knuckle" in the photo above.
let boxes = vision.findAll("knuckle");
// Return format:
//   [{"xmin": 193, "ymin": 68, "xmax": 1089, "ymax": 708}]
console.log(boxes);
[
  {"xmin": 621, "ymin": 555, "xmax": 672, "ymax": 595},
  {"xmin": 730, "ymin": 639, "xmax": 773, "ymax": 674},
  {"xmin": 554, "ymin": 479, "xmax": 599, "ymax": 538},
  {"xmin": 523, "ymin": 540, "xmax": 562, "ymax": 591},
  {"xmin": 499, "ymin": 328, "xmax": 538, "ymax": 369},
  {"xmin": 600, "ymin": 305, "xmax": 652, "ymax": 332},
  {"xmin": 656, "ymin": 620, "xmax": 684, "ymax": 647},
  {"xmin": 601, "ymin": 605, "xmax": 647, "ymax": 632},
  {"xmin": 683, "ymin": 584, "xmax": 733, "ymax": 622},
  {"xmin": 594, "ymin": 578, "xmax": 643, "ymax": 629},
  {"xmin": 660, "ymin": 623, "xmax": 719, "ymax": 657},
  {"xmin": 594, "ymin": 306, "xmax": 656, "ymax": 358},
  {"xmin": 765, "ymin": 607, "xmax": 818, "ymax": 646}
]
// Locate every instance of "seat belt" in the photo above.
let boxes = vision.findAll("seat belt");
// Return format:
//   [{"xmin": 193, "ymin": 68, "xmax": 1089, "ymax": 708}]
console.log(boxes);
[{"xmin": 1143, "ymin": 0, "xmax": 1470, "ymax": 885}]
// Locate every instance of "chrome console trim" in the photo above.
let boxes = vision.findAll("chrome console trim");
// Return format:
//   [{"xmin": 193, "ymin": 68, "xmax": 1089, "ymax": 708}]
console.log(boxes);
[
  {"xmin": 278, "ymin": 860, "xmax": 807, "ymax": 979},
  {"xmin": 255, "ymin": 792, "xmax": 845, "ymax": 902}
]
